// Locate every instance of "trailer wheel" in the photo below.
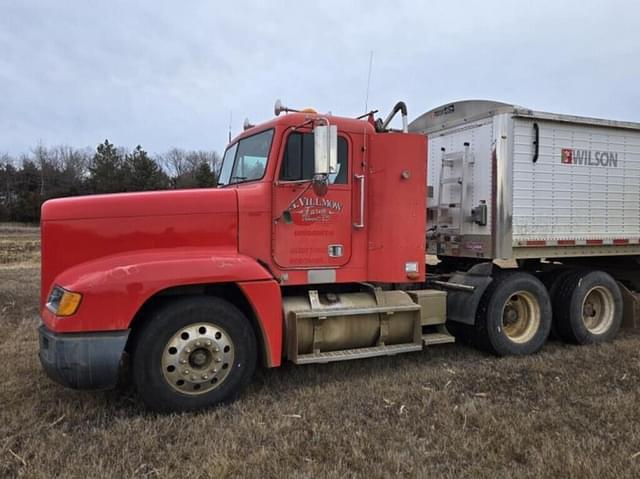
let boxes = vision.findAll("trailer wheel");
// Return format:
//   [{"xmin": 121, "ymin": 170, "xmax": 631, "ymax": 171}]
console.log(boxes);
[
  {"xmin": 131, "ymin": 296, "xmax": 257, "ymax": 413},
  {"xmin": 554, "ymin": 270, "xmax": 622, "ymax": 344},
  {"xmin": 540, "ymin": 269, "xmax": 572, "ymax": 297},
  {"xmin": 473, "ymin": 271, "xmax": 551, "ymax": 356},
  {"xmin": 539, "ymin": 269, "xmax": 574, "ymax": 338}
]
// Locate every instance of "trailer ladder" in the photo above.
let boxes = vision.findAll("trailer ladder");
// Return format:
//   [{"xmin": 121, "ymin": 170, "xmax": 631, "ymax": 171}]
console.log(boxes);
[{"xmin": 437, "ymin": 143, "xmax": 474, "ymax": 236}]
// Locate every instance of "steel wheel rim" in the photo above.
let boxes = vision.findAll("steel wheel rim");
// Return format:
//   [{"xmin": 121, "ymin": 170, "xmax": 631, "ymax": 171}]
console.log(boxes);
[
  {"xmin": 501, "ymin": 291, "xmax": 541, "ymax": 344},
  {"xmin": 162, "ymin": 322, "xmax": 235, "ymax": 395},
  {"xmin": 582, "ymin": 286, "xmax": 614, "ymax": 335}
]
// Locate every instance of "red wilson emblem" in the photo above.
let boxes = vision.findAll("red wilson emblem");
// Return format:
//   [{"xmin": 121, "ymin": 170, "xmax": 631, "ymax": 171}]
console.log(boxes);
[{"xmin": 561, "ymin": 148, "xmax": 573, "ymax": 164}]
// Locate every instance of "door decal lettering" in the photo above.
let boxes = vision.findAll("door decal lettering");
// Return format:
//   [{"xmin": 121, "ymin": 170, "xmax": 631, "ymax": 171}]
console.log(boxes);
[{"xmin": 289, "ymin": 195, "xmax": 344, "ymax": 224}]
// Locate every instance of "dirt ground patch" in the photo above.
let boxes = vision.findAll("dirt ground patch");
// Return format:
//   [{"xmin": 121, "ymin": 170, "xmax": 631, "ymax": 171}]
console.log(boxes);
[{"xmin": 1, "ymin": 227, "xmax": 640, "ymax": 478}]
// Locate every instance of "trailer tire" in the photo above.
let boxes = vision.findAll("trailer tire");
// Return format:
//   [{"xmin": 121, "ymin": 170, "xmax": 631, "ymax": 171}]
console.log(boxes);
[
  {"xmin": 553, "ymin": 270, "xmax": 622, "ymax": 345},
  {"xmin": 540, "ymin": 269, "xmax": 575, "ymax": 339},
  {"xmin": 540, "ymin": 269, "xmax": 572, "ymax": 296},
  {"xmin": 473, "ymin": 271, "xmax": 551, "ymax": 356},
  {"xmin": 131, "ymin": 296, "xmax": 257, "ymax": 413}
]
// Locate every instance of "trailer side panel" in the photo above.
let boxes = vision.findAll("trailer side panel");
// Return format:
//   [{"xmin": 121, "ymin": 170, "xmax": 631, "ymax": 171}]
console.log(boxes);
[{"xmin": 512, "ymin": 117, "xmax": 640, "ymax": 257}]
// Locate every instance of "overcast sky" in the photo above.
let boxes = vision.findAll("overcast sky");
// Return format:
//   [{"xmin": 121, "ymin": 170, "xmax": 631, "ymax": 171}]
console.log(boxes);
[{"xmin": 1, "ymin": 0, "xmax": 639, "ymax": 156}]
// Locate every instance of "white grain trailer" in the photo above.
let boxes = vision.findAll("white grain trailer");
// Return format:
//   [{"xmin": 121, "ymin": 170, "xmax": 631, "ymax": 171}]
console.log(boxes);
[
  {"xmin": 410, "ymin": 100, "xmax": 640, "ymax": 261},
  {"xmin": 409, "ymin": 100, "xmax": 640, "ymax": 351}
]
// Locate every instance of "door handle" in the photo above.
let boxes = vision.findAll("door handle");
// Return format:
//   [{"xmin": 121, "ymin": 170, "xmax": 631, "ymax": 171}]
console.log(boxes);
[
  {"xmin": 532, "ymin": 122, "xmax": 539, "ymax": 163},
  {"xmin": 354, "ymin": 174, "xmax": 365, "ymax": 229}
]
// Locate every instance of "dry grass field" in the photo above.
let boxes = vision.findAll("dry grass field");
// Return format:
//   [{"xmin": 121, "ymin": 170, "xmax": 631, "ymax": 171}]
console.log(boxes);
[
  {"xmin": 1, "ymin": 224, "xmax": 640, "ymax": 478},
  {"xmin": 0, "ymin": 223, "xmax": 40, "ymax": 266}
]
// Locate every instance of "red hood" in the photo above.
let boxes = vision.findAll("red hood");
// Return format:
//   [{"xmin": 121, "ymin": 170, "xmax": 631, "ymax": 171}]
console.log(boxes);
[
  {"xmin": 41, "ymin": 188, "xmax": 236, "ymax": 221},
  {"xmin": 40, "ymin": 188, "xmax": 238, "ymax": 306}
]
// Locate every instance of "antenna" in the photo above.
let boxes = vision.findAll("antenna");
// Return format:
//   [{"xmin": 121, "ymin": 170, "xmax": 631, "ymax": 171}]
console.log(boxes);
[
  {"xmin": 364, "ymin": 51, "xmax": 374, "ymax": 113},
  {"xmin": 228, "ymin": 111, "xmax": 232, "ymax": 142},
  {"xmin": 361, "ymin": 51, "xmax": 374, "ymax": 191}
]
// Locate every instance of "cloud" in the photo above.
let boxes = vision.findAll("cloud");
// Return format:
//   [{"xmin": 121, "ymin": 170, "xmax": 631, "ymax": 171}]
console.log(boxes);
[{"xmin": 1, "ymin": 0, "xmax": 638, "ymax": 155}]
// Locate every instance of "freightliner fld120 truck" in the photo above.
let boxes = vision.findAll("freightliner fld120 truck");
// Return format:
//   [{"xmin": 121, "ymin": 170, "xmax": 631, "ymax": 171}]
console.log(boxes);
[{"xmin": 39, "ymin": 99, "xmax": 640, "ymax": 412}]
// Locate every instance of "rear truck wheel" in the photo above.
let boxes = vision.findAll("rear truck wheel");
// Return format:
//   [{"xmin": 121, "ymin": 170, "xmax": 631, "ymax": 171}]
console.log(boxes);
[
  {"xmin": 473, "ymin": 271, "xmax": 552, "ymax": 355},
  {"xmin": 539, "ymin": 269, "xmax": 572, "ymax": 296},
  {"xmin": 553, "ymin": 270, "xmax": 623, "ymax": 344},
  {"xmin": 539, "ymin": 269, "xmax": 574, "ymax": 338},
  {"xmin": 131, "ymin": 296, "xmax": 257, "ymax": 413}
]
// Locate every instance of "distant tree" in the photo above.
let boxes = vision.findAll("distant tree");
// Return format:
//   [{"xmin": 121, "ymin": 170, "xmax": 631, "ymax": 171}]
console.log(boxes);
[
  {"xmin": 124, "ymin": 145, "xmax": 170, "ymax": 191},
  {"xmin": 161, "ymin": 149, "xmax": 220, "ymax": 189},
  {"xmin": 32, "ymin": 144, "xmax": 48, "ymax": 197},
  {"xmin": 161, "ymin": 148, "xmax": 189, "ymax": 180},
  {"xmin": 56, "ymin": 145, "xmax": 90, "ymax": 196},
  {"xmin": 88, "ymin": 140, "xmax": 126, "ymax": 194},
  {"xmin": 1, "ymin": 142, "xmax": 220, "ymax": 222},
  {"xmin": 0, "ymin": 158, "xmax": 17, "ymax": 221},
  {"xmin": 32, "ymin": 145, "xmax": 90, "ymax": 201},
  {"xmin": 161, "ymin": 148, "xmax": 196, "ymax": 188},
  {"xmin": 14, "ymin": 160, "xmax": 41, "ymax": 222},
  {"xmin": 194, "ymin": 161, "xmax": 217, "ymax": 187},
  {"xmin": 193, "ymin": 150, "xmax": 220, "ymax": 185}
]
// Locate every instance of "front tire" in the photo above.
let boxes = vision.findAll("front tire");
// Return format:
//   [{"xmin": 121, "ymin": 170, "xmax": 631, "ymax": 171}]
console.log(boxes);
[
  {"xmin": 132, "ymin": 296, "xmax": 257, "ymax": 413},
  {"xmin": 473, "ymin": 271, "xmax": 552, "ymax": 356}
]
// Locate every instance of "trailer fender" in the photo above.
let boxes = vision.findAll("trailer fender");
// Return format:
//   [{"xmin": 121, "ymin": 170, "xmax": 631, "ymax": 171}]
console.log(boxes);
[{"xmin": 446, "ymin": 262, "xmax": 494, "ymax": 325}]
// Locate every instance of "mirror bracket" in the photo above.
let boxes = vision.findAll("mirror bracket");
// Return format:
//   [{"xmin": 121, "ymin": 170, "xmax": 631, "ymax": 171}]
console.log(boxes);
[{"xmin": 312, "ymin": 174, "xmax": 329, "ymax": 197}]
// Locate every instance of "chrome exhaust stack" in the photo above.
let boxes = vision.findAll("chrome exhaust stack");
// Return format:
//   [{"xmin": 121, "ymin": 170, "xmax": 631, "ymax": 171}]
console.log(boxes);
[{"xmin": 378, "ymin": 101, "xmax": 409, "ymax": 133}]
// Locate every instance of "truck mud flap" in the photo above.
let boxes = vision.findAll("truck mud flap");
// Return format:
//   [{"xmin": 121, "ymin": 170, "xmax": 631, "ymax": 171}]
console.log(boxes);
[
  {"xmin": 620, "ymin": 282, "xmax": 640, "ymax": 329},
  {"xmin": 446, "ymin": 262, "xmax": 493, "ymax": 325}
]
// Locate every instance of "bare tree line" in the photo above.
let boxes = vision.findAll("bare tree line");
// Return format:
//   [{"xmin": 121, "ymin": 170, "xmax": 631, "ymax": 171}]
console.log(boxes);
[{"xmin": 0, "ymin": 141, "xmax": 221, "ymax": 222}]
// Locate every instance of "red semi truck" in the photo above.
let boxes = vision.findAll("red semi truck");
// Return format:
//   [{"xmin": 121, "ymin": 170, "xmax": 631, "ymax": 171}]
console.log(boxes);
[{"xmin": 39, "ymin": 100, "xmax": 640, "ymax": 412}]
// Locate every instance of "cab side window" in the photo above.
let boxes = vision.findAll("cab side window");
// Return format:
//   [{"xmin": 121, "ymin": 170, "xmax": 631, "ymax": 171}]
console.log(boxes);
[{"xmin": 279, "ymin": 132, "xmax": 348, "ymax": 184}]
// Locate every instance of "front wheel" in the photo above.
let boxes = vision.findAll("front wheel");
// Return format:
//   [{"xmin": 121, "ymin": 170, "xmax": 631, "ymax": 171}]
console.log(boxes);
[{"xmin": 131, "ymin": 296, "xmax": 257, "ymax": 413}]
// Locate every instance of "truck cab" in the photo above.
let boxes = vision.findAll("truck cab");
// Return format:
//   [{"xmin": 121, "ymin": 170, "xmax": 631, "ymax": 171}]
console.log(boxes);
[
  {"xmin": 217, "ymin": 106, "xmax": 426, "ymax": 287},
  {"xmin": 39, "ymin": 102, "xmax": 439, "ymax": 412}
]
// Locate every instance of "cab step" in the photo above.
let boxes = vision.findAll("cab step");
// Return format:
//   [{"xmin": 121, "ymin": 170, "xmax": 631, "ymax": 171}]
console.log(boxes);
[
  {"xmin": 422, "ymin": 332, "xmax": 455, "ymax": 346},
  {"xmin": 294, "ymin": 343, "xmax": 422, "ymax": 365}
]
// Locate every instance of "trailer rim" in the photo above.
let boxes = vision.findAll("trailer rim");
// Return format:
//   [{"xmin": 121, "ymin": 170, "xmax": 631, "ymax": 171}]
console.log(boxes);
[
  {"xmin": 581, "ymin": 286, "xmax": 615, "ymax": 335},
  {"xmin": 501, "ymin": 291, "xmax": 541, "ymax": 344}
]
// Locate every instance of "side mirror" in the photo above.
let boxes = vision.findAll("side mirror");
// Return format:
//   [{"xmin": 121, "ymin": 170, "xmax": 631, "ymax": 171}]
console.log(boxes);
[{"xmin": 313, "ymin": 124, "xmax": 338, "ymax": 177}]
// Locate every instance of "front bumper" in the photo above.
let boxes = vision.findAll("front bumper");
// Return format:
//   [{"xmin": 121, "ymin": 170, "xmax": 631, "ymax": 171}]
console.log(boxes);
[{"xmin": 38, "ymin": 325, "xmax": 129, "ymax": 390}]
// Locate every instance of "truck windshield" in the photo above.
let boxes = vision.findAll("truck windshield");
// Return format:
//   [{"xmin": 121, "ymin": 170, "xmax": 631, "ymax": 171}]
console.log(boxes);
[{"xmin": 218, "ymin": 129, "xmax": 274, "ymax": 186}]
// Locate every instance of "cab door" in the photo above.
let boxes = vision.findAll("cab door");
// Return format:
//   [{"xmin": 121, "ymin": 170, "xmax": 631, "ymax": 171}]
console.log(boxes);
[{"xmin": 272, "ymin": 131, "xmax": 352, "ymax": 269}]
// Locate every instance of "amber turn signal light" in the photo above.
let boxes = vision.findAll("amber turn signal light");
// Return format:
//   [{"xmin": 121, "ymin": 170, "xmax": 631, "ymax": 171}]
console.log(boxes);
[{"xmin": 46, "ymin": 286, "xmax": 82, "ymax": 317}]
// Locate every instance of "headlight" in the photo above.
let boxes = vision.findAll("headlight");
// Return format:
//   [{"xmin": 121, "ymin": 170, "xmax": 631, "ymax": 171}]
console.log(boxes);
[{"xmin": 46, "ymin": 286, "xmax": 82, "ymax": 317}]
